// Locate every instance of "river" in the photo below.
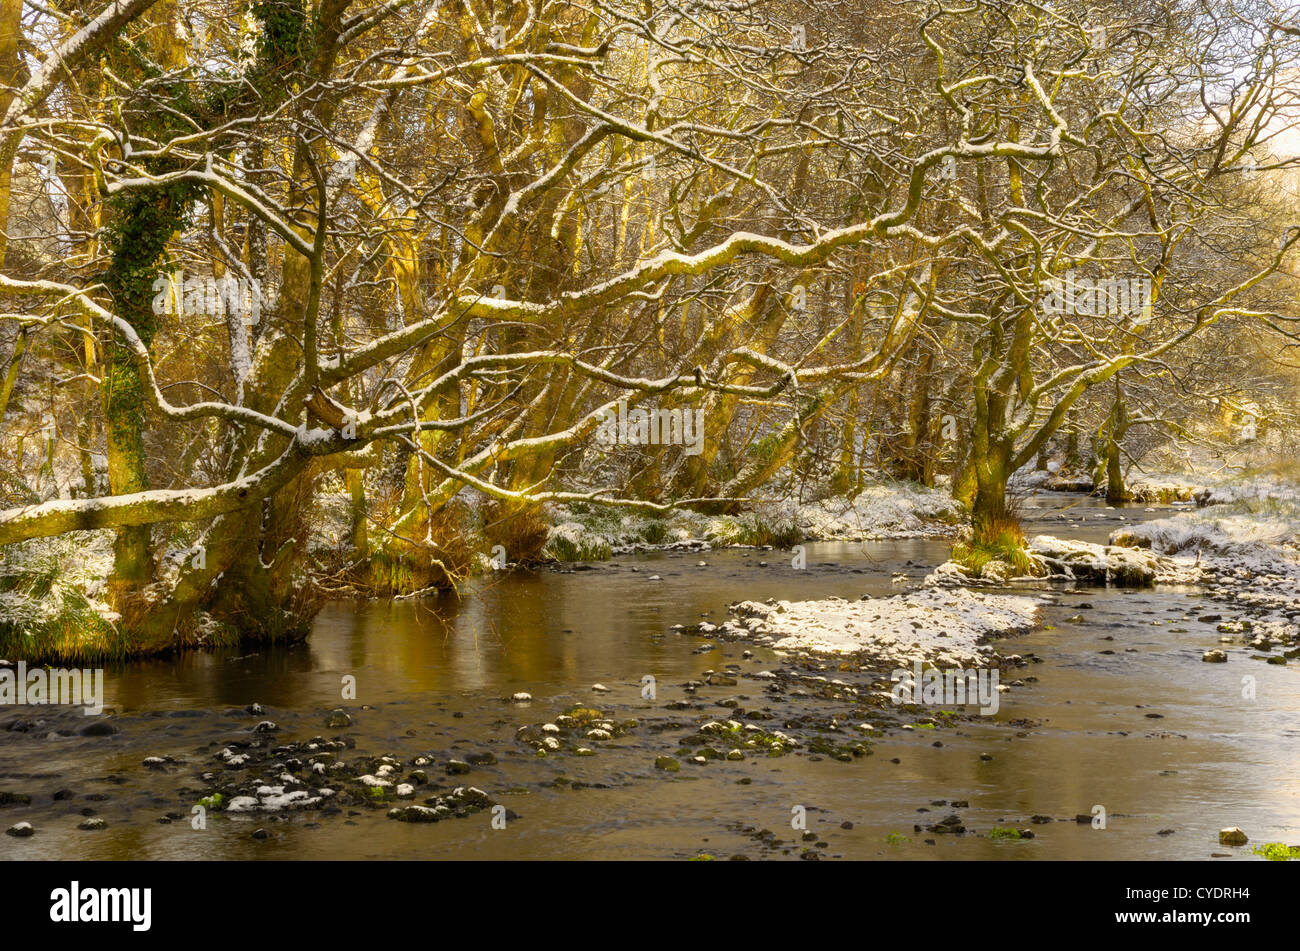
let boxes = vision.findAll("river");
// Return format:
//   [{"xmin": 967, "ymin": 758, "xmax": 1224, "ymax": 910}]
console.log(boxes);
[{"xmin": 2, "ymin": 493, "xmax": 1297, "ymax": 859}]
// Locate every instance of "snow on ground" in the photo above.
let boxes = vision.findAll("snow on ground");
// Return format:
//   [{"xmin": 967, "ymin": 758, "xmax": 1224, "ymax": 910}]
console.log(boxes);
[
  {"xmin": 1111, "ymin": 502, "xmax": 1300, "ymax": 558},
  {"xmin": 1028, "ymin": 535, "xmax": 1201, "ymax": 586},
  {"xmin": 1009, "ymin": 464, "xmax": 1093, "ymax": 493},
  {"xmin": 717, "ymin": 587, "xmax": 1042, "ymax": 665},
  {"xmin": 921, "ymin": 536, "xmax": 1199, "ymax": 587},
  {"xmin": 1106, "ymin": 500, "xmax": 1300, "ymax": 649},
  {"xmin": 779, "ymin": 483, "xmax": 964, "ymax": 540},
  {"xmin": 1118, "ymin": 469, "xmax": 1300, "ymax": 504},
  {"xmin": 545, "ymin": 480, "xmax": 963, "ymax": 559}
]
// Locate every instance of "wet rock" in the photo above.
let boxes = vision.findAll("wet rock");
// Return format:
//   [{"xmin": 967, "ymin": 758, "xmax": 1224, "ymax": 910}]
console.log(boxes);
[
  {"xmin": 510, "ymin": 692, "xmax": 532, "ymax": 703},
  {"xmin": 78, "ymin": 721, "xmax": 119, "ymax": 737},
  {"xmin": 77, "ymin": 818, "xmax": 107, "ymax": 831},
  {"xmin": 928, "ymin": 814, "xmax": 965, "ymax": 834},
  {"xmin": 449, "ymin": 786, "xmax": 493, "ymax": 809},
  {"xmin": 1218, "ymin": 827, "xmax": 1248, "ymax": 846},
  {"xmin": 446, "ymin": 760, "xmax": 472, "ymax": 775},
  {"xmin": 1202, "ymin": 650, "xmax": 1228, "ymax": 663},
  {"xmin": 0, "ymin": 791, "xmax": 32, "ymax": 807},
  {"xmin": 514, "ymin": 725, "xmax": 543, "ymax": 744},
  {"xmin": 654, "ymin": 756, "xmax": 680, "ymax": 772},
  {"xmin": 326, "ymin": 709, "xmax": 352, "ymax": 728},
  {"xmin": 6, "ymin": 822, "xmax": 34, "ymax": 837},
  {"xmin": 1029, "ymin": 536, "xmax": 1174, "ymax": 586},
  {"xmin": 253, "ymin": 721, "xmax": 279, "ymax": 733}
]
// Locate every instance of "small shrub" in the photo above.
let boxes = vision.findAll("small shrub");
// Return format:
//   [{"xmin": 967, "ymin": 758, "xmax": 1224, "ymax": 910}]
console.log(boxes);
[{"xmin": 1251, "ymin": 842, "xmax": 1300, "ymax": 861}]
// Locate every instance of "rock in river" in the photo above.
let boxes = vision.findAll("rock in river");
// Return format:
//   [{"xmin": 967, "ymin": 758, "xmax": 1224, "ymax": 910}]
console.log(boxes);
[{"xmin": 1218, "ymin": 827, "xmax": 1248, "ymax": 846}]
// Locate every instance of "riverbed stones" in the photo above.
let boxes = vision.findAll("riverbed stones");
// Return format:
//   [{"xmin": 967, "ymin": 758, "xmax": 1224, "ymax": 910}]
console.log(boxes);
[
  {"xmin": 388, "ymin": 786, "xmax": 499, "ymax": 823},
  {"xmin": 928, "ymin": 814, "xmax": 965, "ymax": 834},
  {"xmin": 1202, "ymin": 649, "xmax": 1228, "ymax": 663},
  {"xmin": 77, "ymin": 817, "xmax": 107, "ymax": 831},
  {"xmin": 5, "ymin": 821, "xmax": 33, "ymax": 836},
  {"xmin": 389, "ymin": 805, "xmax": 440, "ymax": 822},
  {"xmin": 326, "ymin": 709, "xmax": 352, "ymax": 728}
]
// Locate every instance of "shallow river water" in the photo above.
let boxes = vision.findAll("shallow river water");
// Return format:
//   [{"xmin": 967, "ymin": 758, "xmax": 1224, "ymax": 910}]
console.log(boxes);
[{"xmin": 2, "ymin": 493, "xmax": 1297, "ymax": 860}]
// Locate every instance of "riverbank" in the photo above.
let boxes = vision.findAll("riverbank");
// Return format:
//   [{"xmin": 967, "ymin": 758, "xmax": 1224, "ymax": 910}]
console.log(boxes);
[
  {"xmin": 541, "ymin": 480, "xmax": 964, "ymax": 560},
  {"xmin": 4, "ymin": 471, "xmax": 1297, "ymax": 668}
]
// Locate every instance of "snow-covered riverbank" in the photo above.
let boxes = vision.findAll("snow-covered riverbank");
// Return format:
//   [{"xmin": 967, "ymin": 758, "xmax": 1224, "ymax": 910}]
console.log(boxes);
[
  {"xmin": 1108, "ymin": 499, "xmax": 1300, "ymax": 655},
  {"xmin": 543, "ymin": 481, "xmax": 963, "ymax": 560}
]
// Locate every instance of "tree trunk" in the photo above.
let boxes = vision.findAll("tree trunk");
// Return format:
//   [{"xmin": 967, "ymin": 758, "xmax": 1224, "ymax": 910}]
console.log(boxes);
[{"xmin": 971, "ymin": 444, "xmax": 1012, "ymax": 537}]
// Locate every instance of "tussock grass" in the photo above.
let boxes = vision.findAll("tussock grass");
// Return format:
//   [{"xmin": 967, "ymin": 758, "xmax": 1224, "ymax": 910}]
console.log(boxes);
[
  {"xmin": 952, "ymin": 500, "xmax": 1036, "ymax": 576},
  {"xmin": 0, "ymin": 532, "xmax": 131, "ymax": 664},
  {"xmin": 708, "ymin": 512, "xmax": 804, "ymax": 548}
]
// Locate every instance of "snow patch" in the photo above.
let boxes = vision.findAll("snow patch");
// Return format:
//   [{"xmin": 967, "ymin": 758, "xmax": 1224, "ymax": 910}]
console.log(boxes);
[{"xmin": 721, "ymin": 587, "xmax": 1041, "ymax": 664}]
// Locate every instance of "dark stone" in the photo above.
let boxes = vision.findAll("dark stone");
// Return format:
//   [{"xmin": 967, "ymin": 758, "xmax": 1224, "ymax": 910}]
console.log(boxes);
[{"xmin": 78, "ymin": 721, "xmax": 119, "ymax": 737}]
